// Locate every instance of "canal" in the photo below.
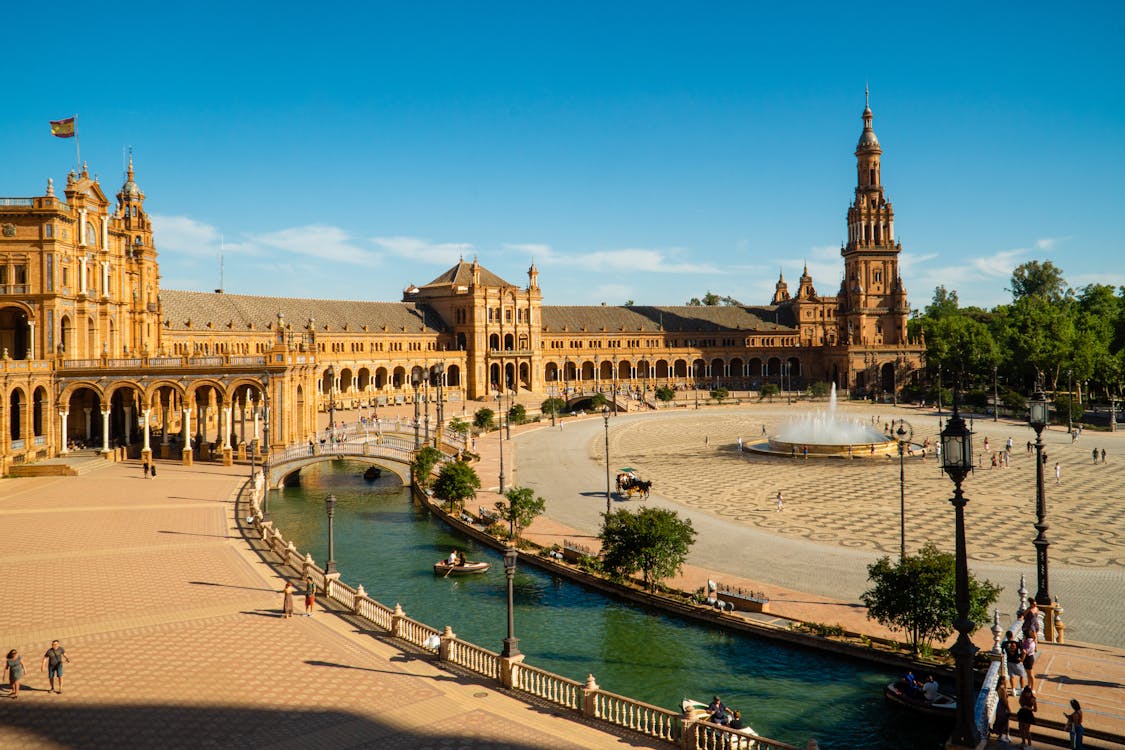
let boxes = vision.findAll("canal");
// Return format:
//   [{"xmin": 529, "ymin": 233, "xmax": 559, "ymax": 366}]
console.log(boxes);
[{"xmin": 268, "ymin": 460, "xmax": 948, "ymax": 749}]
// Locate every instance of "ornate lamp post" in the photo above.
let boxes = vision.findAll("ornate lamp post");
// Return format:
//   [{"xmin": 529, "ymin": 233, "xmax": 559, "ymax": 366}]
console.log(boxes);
[
  {"xmin": 612, "ymin": 354, "xmax": 618, "ymax": 416},
  {"xmin": 262, "ymin": 372, "xmax": 271, "ymax": 518},
  {"xmin": 423, "ymin": 367, "xmax": 431, "ymax": 446},
  {"xmin": 326, "ymin": 364, "xmax": 336, "ymax": 443},
  {"xmin": 939, "ymin": 393, "xmax": 979, "ymax": 748},
  {"xmin": 496, "ymin": 392, "xmax": 505, "ymax": 494},
  {"xmin": 324, "ymin": 494, "xmax": 338, "ymax": 575},
  {"xmin": 433, "ymin": 363, "xmax": 445, "ymax": 448},
  {"xmin": 893, "ymin": 418, "xmax": 913, "ymax": 560},
  {"xmin": 1028, "ymin": 385, "xmax": 1052, "ymax": 605},
  {"xmin": 602, "ymin": 405, "xmax": 611, "ymax": 515},
  {"xmin": 992, "ymin": 365, "xmax": 999, "ymax": 422},
  {"xmin": 1067, "ymin": 368, "xmax": 1074, "ymax": 435},
  {"xmin": 501, "ymin": 545, "xmax": 521, "ymax": 658},
  {"xmin": 411, "ymin": 371, "xmax": 422, "ymax": 449}
]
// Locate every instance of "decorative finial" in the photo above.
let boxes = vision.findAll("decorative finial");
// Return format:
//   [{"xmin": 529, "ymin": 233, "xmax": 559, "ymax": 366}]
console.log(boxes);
[
  {"xmin": 865, "ymin": 84, "xmax": 869, "ymax": 109},
  {"xmin": 46, "ymin": 177, "xmax": 54, "ymax": 196}
]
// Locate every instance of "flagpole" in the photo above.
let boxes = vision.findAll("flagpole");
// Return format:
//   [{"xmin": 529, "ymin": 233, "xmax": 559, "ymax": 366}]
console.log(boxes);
[{"xmin": 74, "ymin": 115, "xmax": 81, "ymax": 169}]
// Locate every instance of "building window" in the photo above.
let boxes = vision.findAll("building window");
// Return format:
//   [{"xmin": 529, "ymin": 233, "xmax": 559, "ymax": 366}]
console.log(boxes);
[{"xmin": 45, "ymin": 224, "xmax": 54, "ymax": 238}]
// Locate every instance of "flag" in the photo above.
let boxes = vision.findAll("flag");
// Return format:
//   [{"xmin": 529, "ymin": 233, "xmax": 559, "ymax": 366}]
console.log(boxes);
[{"xmin": 50, "ymin": 117, "xmax": 76, "ymax": 138}]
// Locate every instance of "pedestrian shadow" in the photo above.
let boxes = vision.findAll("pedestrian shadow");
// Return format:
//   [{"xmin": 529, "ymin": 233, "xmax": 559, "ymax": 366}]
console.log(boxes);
[
  {"xmin": 239, "ymin": 608, "xmax": 284, "ymax": 618},
  {"xmin": 304, "ymin": 659, "xmax": 459, "ymax": 682},
  {"xmin": 159, "ymin": 530, "xmax": 232, "ymax": 538},
  {"xmin": 1045, "ymin": 675, "xmax": 1125, "ymax": 689}
]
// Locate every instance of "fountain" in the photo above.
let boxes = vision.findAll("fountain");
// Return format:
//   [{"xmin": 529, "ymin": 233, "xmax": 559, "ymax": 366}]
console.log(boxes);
[{"xmin": 752, "ymin": 384, "xmax": 897, "ymax": 458}]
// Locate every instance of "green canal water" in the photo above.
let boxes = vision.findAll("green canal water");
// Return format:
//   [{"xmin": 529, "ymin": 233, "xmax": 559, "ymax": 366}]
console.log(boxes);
[{"xmin": 268, "ymin": 460, "xmax": 948, "ymax": 749}]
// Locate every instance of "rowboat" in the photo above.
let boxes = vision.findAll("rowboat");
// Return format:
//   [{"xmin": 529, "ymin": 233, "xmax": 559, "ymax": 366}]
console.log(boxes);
[
  {"xmin": 682, "ymin": 699, "xmax": 759, "ymax": 742},
  {"xmin": 433, "ymin": 560, "xmax": 491, "ymax": 576},
  {"xmin": 883, "ymin": 682, "xmax": 957, "ymax": 717}
]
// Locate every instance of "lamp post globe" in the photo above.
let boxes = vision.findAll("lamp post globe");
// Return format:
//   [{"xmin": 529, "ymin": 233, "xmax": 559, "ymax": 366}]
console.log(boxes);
[
  {"xmin": 1028, "ymin": 385, "xmax": 1052, "ymax": 605},
  {"xmin": 893, "ymin": 419, "xmax": 913, "ymax": 561},
  {"xmin": 939, "ymin": 394, "xmax": 979, "ymax": 748}
]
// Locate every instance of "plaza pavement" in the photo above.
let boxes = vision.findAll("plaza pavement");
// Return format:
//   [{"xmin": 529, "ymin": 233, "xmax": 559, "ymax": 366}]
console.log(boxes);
[
  {"xmin": 489, "ymin": 401, "xmax": 1125, "ymax": 746},
  {"xmin": 0, "ymin": 458, "xmax": 665, "ymax": 749}
]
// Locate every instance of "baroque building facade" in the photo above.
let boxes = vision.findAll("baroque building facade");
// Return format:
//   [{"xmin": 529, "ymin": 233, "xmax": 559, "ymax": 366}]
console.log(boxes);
[{"xmin": 0, "ymin": 101, "xmax": 923, "ymax": 473}]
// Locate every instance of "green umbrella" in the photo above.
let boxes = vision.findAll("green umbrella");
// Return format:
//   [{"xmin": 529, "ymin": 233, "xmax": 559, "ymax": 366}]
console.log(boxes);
[{"xmin": 618, "ymin": 467, "xmax": 637, "ymax": 473}]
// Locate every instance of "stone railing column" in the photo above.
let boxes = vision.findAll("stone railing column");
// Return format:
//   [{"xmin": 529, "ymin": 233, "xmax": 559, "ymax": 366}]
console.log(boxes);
[
  {"xmin": 391, "ymin": 603, "xmax": 406, "ymax": 639},
  {"xmin": 58, "ymin": 411, "xmax": 69, "ymax": 453},
  {"xmin": 582, "ymin": 673, "xmax": 600, "ymax": 719},
  {"xmin": 181, "ymin": 408, "xmax": 193, "ymax": 465},
  {"xmin": 221, "ymin": 405, "xmax": 234, "ymax": 465},
  {"xmin": 499, "ymin": 652, "xmax": 525, "ymax": 689},
  {"xmin": 353, "ymin": 584, "xmax": 367, "ymax": 614},
  {"xmin": 302, "ymin": 552, "xmax": 315, "ymax": 580},
  {"xmin": 100, "ymin": 410, "xmax": 112, "ymax": 454},
  {"xmin": 141, "ymin": 408, "xmax": 152, "ymax": 464},
  {"xmin": 1053, "ymin": 599, "xmax": 1065, "ymax": 643},
  {"xmin": 679, "ymin": 717, "xmax": 698, "ymax": 750},
  {"xmin": 439, "ymin": 625, "xmax": 456, "ymax": 662},
  {"xmin": 324, "ymin": 572, "xmax": 341, "ymax": 603}
]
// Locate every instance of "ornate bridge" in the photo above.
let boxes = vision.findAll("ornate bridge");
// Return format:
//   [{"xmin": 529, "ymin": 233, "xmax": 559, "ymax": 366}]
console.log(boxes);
[{"xmin": 264, "ymin": 434, "xmax": 432, "ymax": 489}]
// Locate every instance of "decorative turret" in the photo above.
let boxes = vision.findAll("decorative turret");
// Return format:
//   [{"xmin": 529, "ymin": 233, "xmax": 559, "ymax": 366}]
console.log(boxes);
[
  {"xmin": 771, "ymin": 270, "xmax": 790, "ymax": 304},
  {"xmin": 528, "ymin": 261, "xmax": 539, "ymax": 290},
  {"xmin": 797, "ymin": 263, "xmax": 817, "ymax": 299},
  {"xmin": 116, "ymin": 155, "xmax": 152, "ymax": 250}
]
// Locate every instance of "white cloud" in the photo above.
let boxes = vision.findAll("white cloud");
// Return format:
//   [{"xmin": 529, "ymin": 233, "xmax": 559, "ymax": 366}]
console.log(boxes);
[
  {"xmin": 969, "ymin": 248, "xmax": 1026, "ymax": 278},
  {"xmin": 150, "ymin": 214, "xmax": 221, "ymax": 258},
  {"xmin": 592, "ymin": 284, "xmax": 634, "ymax": 304},
  {"xmin": 1036, "ymin": 236, "xmax": 1069, "ymax": 251},
  {"xmin": 503, "ymin": 243, "xmax": 557, "ymax": 261},
  {"xmin": 373, "ymin": 236, "xmax": 474, "ymax": 265},
  {"xmin": 252, "ymin": 225, "xmax": 378, "ymax": 265}
]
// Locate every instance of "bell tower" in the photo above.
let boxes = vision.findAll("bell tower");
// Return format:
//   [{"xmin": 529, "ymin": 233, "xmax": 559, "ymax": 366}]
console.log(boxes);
[{"xmin": 838, "ymin": 91, "xmax": 908, "ymax": 347}]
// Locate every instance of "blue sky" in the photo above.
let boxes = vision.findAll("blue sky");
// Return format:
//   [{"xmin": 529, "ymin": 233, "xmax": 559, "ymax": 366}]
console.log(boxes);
[{"xmin": 2, "ymin": 1, "xmax": 1123, "ymax": 310}]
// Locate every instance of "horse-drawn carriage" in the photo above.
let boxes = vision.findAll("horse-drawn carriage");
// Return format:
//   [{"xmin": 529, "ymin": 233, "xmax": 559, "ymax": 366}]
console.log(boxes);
[{"xmin": 615, "ymin": 469, "xmax": 652, "ymax": 500}]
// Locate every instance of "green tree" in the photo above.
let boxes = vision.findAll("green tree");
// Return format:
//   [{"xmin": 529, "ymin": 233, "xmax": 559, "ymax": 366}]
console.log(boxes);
[
  {"xmin": 926, "ymin": 285, "xmax": 960, "ymax": 319},
  {"xmin": 861, "ymin": 543, "xmax": 1001, "ymax": 655},
  {"xmin": 1009, "ymin": 260, "xmax": 1069, "ymax": 303},
  {"xmin": 410, "ymin": 445, "xmax": 442, "ymax": 489},
  {"xmin": 709, "ymin": 387, "xmax": 729, "ymax": 403},
  {"xmin": 686, "ymin": 291, "xmax": 722, "ymax": 306},
  {"xmin": 473, "ymin": 407, "xmax": 495, "ymax": 431},
  {"xmin": 508, "ymin": 403, "xmax": 527, "ymax": 424},
  {"xmin": 432, "ymin": 461, "xmax": 481, "ymax": 512},
  {"xmin": 654, "ymin": 385, "xmax": 675, "ymax": 403},
  {"xmin": 541, "ymin": 397, "xmax": 567, "ymax": 418},
  {"xmin": 759, "ymin": 383, "xmax": 780, "ymax": 402},
  {"xmin": 600, "ymin": 507, "xmax": 697, "ymax": 591},
  {"xmin": 625, "ymin": 299, "xmax": 635, "ymax": 307},
  {"xmin": 587, "ymin": 392, "xmax": 607, "ymax": 410},
  {"xmin": 448, "ymin": 417, "xmax": 471, "ymax": 437},
  {"xmin": 495, "ymin": 486, "xmax": 546, "ymax": 542}
]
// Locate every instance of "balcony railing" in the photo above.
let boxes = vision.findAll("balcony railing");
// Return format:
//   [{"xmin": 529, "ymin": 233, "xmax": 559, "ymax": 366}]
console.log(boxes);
[
  {"xmin": 0, "ymin": 285, "xmax": 31, "ymax": 294},
  {"xmin": 0, "ymin": 198, "xmax": 34, "ymax": 207}
]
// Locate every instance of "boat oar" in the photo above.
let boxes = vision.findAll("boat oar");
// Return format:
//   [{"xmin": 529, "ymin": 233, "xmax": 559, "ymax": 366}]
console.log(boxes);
[{"xmin": 443, "ymin": 562, "xmax": 455, "ymax": 578}]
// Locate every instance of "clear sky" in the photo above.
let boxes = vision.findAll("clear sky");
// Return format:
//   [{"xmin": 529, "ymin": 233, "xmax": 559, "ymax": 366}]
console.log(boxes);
[{"xmin": 2, "ymin": 1, "xmax": 1122, "ymax": 311}]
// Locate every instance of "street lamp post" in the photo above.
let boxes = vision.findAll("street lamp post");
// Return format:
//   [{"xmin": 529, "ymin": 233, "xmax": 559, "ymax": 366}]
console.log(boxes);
[
  {"xmin": 423, "ymin": 370, "xmax": 431, "ymax": 446},
  {"xmin": 602, "ymin": 405, "xmax": 611, "ymax": 516},
  {"xmin": 411, "ymin": 372, "xmax": 422, "ymax": 450},
  {"xmin": 894, "ymin": 419, "xmax": 914, "ymax": 561},
  {"xmin": 262, "ymin": 372, "xmax": 271, "ymax": 518},
  {"xmin": 326, "ymin": 364, "xmax": 336, "ymax": 443},
  {"xmin": 993, "ymin": 365, "xmax": 999, "ymax": 422},
  {"xmin": 939, "ymin": 392, "xmax": 979, "ymax": 749},
  {"xmin": 501, "ymin": 545, "xmax": 521, "ymax": 658},
  {"xmin": 324, "ymin": 493, "xmax": 338, "ymax": 575},
  {"xmin": 1028, "ymin": 385, "xmax": 1052, "ymax": 605},
  {"xmin": 1067, "ymin": 368, "xmax": 1074, "ymax": 435},
  {"xmin": 496, "ymin": 392, "xmax": 505, "ymax": 494},
  {"xmin": 612, "ymin": 355, "xmax": 618, "ymax": 416},
  {"xmin": 433, "ymin": 363, "xmax": 445, "ymax": 448}
]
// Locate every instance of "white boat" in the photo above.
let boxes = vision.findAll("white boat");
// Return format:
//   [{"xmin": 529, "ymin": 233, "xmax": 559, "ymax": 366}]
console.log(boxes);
[{"xmin": 682, "ymin": 699, "xmax": 760, "ymax": 745}]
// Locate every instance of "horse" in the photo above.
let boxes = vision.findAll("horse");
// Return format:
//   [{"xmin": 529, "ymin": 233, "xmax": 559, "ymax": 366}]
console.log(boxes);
[{"xmin": 624, "ymin": 480, "xmax": 652, "ymax": 500}]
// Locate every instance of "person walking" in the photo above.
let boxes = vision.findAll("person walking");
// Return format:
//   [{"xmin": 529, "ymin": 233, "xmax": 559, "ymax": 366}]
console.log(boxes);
[
  {"xmin": 776, "ymin": 491, "xmax": 783, "ymax": 512},
  {"xmin": 304, "ymin": 576, "xmax": 316, "ymax": 616},
  {"xmin": 142, "ymin": 459, "xmax": 150, "ymax": 478},
  {"xmin": 1022, "ymin": 632, "xmax": 1038, "ymax": 690},
  {"xmin": 282, "ymin": 582, "xmax": 294, "ymax": 618},
  {"xmin": 992, "ymin": 686, "xmax": 1013, "ymax": 744},
  {"xmin": 150, "ymin": 463, "xmax": 157, "ymax": 478},
  {"xmin": 1003, "ymin": 631, "xmax": 1027, "ymax": 693},
  {"xmin": 1092, "ymin": 447, "xmax": 1099, "ymax": 464},
  {"xmin": 40, "ymin": 640, "xmax": 70, "ymax": 693},
  {"xmin": 1101, "ymin": 448, "xmax": 1107, "ymax": 464},
  {"xmin": 4, "ymin": 649, "xmax": 25, "ymax": 699},
  {"xmin": 1055, "ymin": 462, "xmax": 1062, "ymax": 484},
  {"xmin": 1017, "ymin": 686, "xmax": 1038, "ymax": 747},
  {"xmin": 1065, "ymin": 698, "xmax": 1084, "ymax": 750}
]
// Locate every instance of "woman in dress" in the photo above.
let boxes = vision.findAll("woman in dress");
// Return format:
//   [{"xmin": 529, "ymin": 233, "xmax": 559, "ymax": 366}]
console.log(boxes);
[
  {"xmin": 1017, "ymin": 686, "xmax": 1037, "ymax": 747},
  {"xmin": 282, "ymin": 581, "xmax": 294, "ymax": 618},
  {"xmin": 4, "ymin": 649, "xmax": 24, "ymax": 699}
]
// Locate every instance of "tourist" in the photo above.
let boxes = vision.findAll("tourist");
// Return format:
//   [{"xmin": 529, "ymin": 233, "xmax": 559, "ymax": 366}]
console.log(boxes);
[
  {"xmin": 1101, "ymin": 448, "xmax": 1107, "ymax": 464},
  {"xmin": 282, "ymin": 582, "xmax": 294, "ymax": 618},
  {"xmin": 737, "ymin": 436, "xmax": 742, "ymax": 451},
  {"xmin": 1006, "ymin": 436, "xmax": 1014, "ymax": 453},
  {"xmin": 1023, "ymin": 600, "xmax": 1042, "ymax": 640},
  {"xmin": 1027, "ymin": 439, "xmax": 1033, "ymax": 454},
  {"xmin": 3, "ymin": 649, "xmax": 24, "ymax": 699},
  {"xmin": 1003, "ymin": 631, "xmax": 1027, "ymax": 692},
  {"xmin": 1055, "ymin": 462, "xmax": 1062, "ymax": 484},
  {"xmin": 984, "ymin": 436, "xmax": 991, "ymax": 453},
  {"xmin": 1017, "ymin": 686, "xmax": 1037, "ymax": 747},
  {"xmin": 150, "ymin": 463, "xmax": 157, "ymax": 478},
  {"xmin": 1092, "ymin": 447, "xmax": 1099, "ymax": 464},
  {"xmin": 1022, "ymin": 632, "xmax": 1038, "ymax": 690},
  {"xmin": 142, "ymin": 459, "xmax": 149, "ymax": 478},
  {"xmin": 776, "ymin": 491, "xmax": 783, "ymax": 512},
  {"xmin": 992, "ymin": 686, "xmax": 1012, "ymax": 744},
  {"xmin": 760, "ymin": 424, "xmax": 767, "ymax": 436},
  {"xmin": 40, "ymin": 640, "xmax": 70, "ymax": 694},
  {"xmin": 922, "ymin": 675, "xmax": 939, "ymax": 702},
  {"xmin": 728, "ymin": 709, "xmax": 745, "ymax": 730},
  {"xmin": 1064, "ymin": 698, "xmax": 1084, "ymax": 749},
  {"xmin": 304, "ymin": 576, "xmax": 316, "ymax": 616}
]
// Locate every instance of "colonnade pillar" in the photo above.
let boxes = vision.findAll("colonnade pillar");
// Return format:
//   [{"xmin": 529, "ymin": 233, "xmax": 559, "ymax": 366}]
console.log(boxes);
[
  {"xmin": 221, "ymin": 404, "xmax": 234, "ymax": 465},
  {"xmin": 141, "ymin": 408, "xmax": 152, "ymax": 464},
  {"xmin": 181, "ymin": 407, "xmax": 193, "ymax": 466},
  {"xmin": 100, "ymin": 410, "xmax": 111, "ymax": 454},
  {"xmin": 58, "ymin": 411, "xmax": 69, "ymax": 454}
]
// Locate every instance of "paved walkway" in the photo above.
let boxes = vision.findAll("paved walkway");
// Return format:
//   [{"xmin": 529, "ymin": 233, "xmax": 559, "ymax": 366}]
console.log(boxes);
[
  {"xmin": 0, "ymin": 459, "xmax": 663, "ymax": 749},
  {"xmin": 491, "ymin": 402, "xmax": 1125, "ymax": 746}
]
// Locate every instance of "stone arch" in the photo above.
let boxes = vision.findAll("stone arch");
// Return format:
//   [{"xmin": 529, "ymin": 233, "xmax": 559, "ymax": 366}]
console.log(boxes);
[
  {"xmin": 599, "ymin": 360, "xmax": 614, "ymax": 380},
  {"xmin": 445, "ymin": 364, "xmax": 461, "ymax": 387},
  {"xmin": 63, "ymin": 385, "xmax": 102, "ymax": 448},
  {"xmin": 544, "ymin": 361, "xmax": 559, "ymax": 382},
  {"xmin": 710, "ymin": 357, "xmax": 725, "ymax": 380},
  {"xmin": 655, "ymin": 359, "xmax": 670, "ymax": 379},
  {"xmin": 581, "ymin": 361, "xmax": 595, "ymax": 381},
  {"xmin": 672, "ymin": 359, "xmax": 687, "ymax": 378},
  {"xmin": 489, "ymin": 333, "xmax": 500, "ymax": 350},
  {"xmin": 692, "ymin": 358, "xmax": 706, "ymax": 380},
  {"xmin": 0, "ymin": 304, "xmax": 31, "ymax": 360},
  {"xmin": 33, "ymin": 385, "xmax": 48, "ymax": 437},
  {"xmin": 729, "ymin": 357, "xmax": 744, "ymax": 382},
  {"xmin": 748, "ymin": 358, "xmax": 763, "ymax": 378},
  {"xmin": 518, "ymin": 362, "xmax": 530, "ymax": 389},
  {"xmin": 59, "ymin": 314, "xmax": 72, "ymax": 354},
  {"xmin": 766, "ymin": 357, "xmax": 782, "ymax": 376},
  {"xmin": 788, "ymin": 357, "xmax": 802, "ymax": 379},
  {"xmin": 356, "ymin": 367, "xmax": 371, "ymax": 391},
  {"xmin": 503, "ymin": 333, "xmax": 514, "ymax": 350},
  {"xmin": 392, "ymin": 366, "xmax": 406, "ymax": 388},
  {"xmin": 9, "ymin": 386, "xmax": 26, "ymax": 443},
  {"xmin": 374, "ymin": 366, "xmax": 388, "ymax": 389},
  {"xmin": 339, "ymin": 367, "xmax": 354, "ymax": 394}
]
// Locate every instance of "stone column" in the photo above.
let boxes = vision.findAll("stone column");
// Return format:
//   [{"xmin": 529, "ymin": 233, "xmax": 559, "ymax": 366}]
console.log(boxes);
[
  {"xmin": 100, "ymin": 410, "xmax": 111, "ymax": 454},
  {"xmin": 123, "ymin": 405, "xmax": 133, "ymax": 446},
  {"xmin": 181, "ymin": 407, "xmax": 193, "ymax": 465},
  {"xmin": 141, "ymin": 408, "xmax": 152, "ymax": 464},
  {"xmin": 27, "ymin": 321, "xmax": 35, "ymax": 359},
  {"xmin": 58, "ymin": 411, "xmax": 69, "ymax": 453},
  {"xmin": 84, "ymin": 407, "xmax": 92, "ymax": 441},
  {"xmin": 221, "ymin": 405, "xmax": 234, "ymax": 466}
]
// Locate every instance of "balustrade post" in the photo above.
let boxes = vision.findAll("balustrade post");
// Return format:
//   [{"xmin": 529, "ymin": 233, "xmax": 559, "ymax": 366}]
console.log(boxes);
[
  {"xmin": 353, "ymin": 584, "xmax": 367, "ymax": 614},
  {"xmin": 303, "ymin": 552, "xmax": 314, "ymax": 580},
  {"xmin": 1053, "ymin": 598, "xmax": 1065, "ymax": 643},
  {"xmin": 439, "ymin": 625, "xmax": 456, "ymax": 662},
  {"xmin": 391, "ymin": 603, "xmax": 406, "ymax": 639},
  {"xmin": 678, "ymin": 717, "xmax": 698, "ymax": 750},
  {"xmin": 499, "ymin": 653, "xmax": 524, "ymax": 689},
  {"xmin": 582, "ymin": 673, "xmax": 600, "ymax": 719},
  {"xmin": 324, "ymin": 572, "xmax": 341, "ymax": 603},
  {"xmin": 259, "ymin": 520, "xmax": 273, "ymax": 543}
]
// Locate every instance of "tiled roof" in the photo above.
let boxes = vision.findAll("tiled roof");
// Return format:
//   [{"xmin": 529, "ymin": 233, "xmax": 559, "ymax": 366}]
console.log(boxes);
[
  {"xmin": 540, "ymin": 305, "xmax": 796, "ymax": 333},
  {"xmin": 421, "ymin": 260, "xmax": 514, "ymax": 289},
  {"xmin": 160, "ymin": 290, "xmax": 444, "ymax": 333}
]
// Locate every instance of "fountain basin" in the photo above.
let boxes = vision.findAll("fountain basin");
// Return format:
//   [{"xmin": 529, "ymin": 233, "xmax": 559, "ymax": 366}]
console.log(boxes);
[{"xmin": 748, "ymin": 437, "xmax": 899, "ymax": 458}]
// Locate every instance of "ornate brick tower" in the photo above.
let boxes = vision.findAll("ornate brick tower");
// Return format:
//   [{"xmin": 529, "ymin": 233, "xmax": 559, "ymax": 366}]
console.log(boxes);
[{"xmin": 838, "ymin": 91, "xmax": 909, "ymax": 349}]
